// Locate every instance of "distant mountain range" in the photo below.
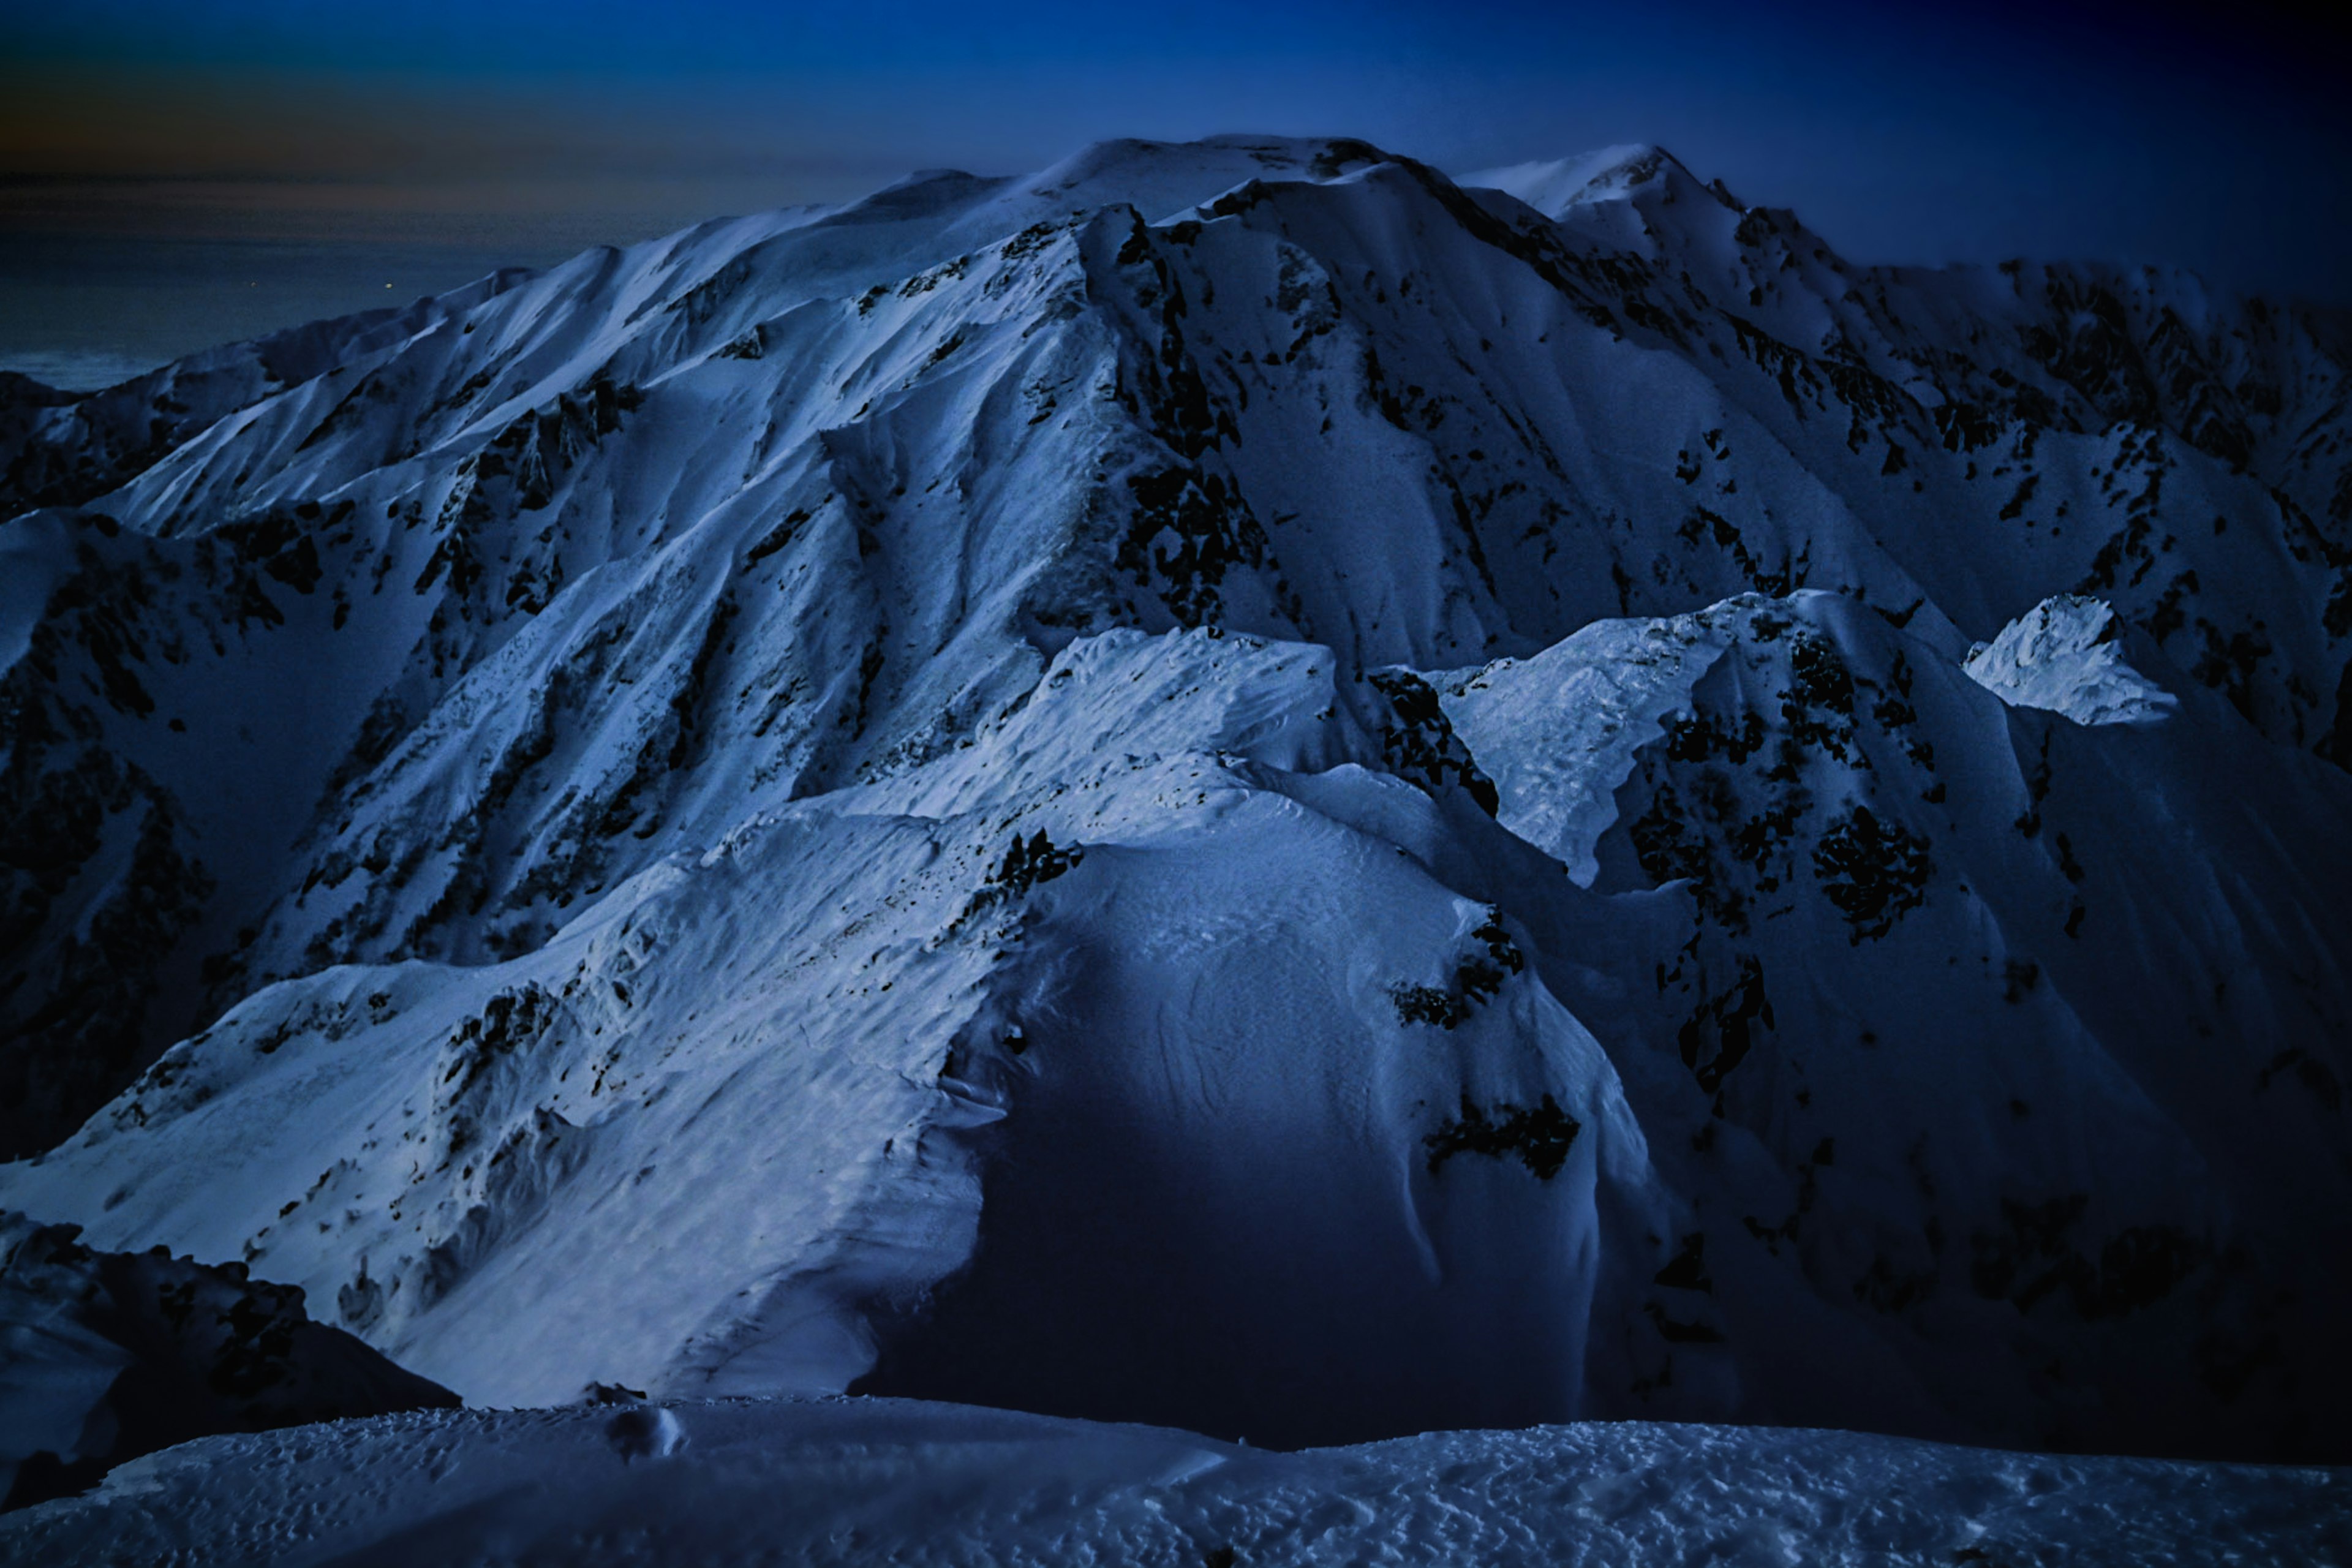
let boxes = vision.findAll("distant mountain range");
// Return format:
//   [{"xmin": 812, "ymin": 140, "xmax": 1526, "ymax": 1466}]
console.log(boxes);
[{"xmin": 2, "ymin": 134, "xmax": 2346, "ymax": 1465}]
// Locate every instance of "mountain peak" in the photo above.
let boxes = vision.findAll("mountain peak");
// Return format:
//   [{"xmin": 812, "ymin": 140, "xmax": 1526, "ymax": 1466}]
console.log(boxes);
[
  {"xmin": 1, "ymin": 129, "xmax": 2346, "ymax": 1471},
  {"xmin": 1458, "ymin": 143, "xmax": 1697, "ymax": 217}
]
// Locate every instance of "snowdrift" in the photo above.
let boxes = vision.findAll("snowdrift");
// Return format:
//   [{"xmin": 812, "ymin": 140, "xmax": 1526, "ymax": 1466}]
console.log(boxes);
[{"xmin": 2, "ymin": 1395, "xmax": 2343, "ymax": 1567}]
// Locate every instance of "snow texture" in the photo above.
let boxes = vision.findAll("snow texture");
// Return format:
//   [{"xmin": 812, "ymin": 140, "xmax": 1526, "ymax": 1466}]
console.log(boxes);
[
  {"xmin": 1, "ymin": 132, "xmax": 2348, "ymax": 1469},
  {"xmin": 1964, "ymin": 595, "xmax": 2179, "ymax": 725},
  {"xmin": 1463, "ymin": 144, "xmax": 1678, "ymax": 215},
  {"xmin": 2, "ymin": 1395, "xmax": 2342, "ymax": 1567}
]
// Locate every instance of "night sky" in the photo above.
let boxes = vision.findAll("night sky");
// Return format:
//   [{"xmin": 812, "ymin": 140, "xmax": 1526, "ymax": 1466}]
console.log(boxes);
[{"xmin": 2, "ymin": 0, "xmax": 2345, "ymax": 388}]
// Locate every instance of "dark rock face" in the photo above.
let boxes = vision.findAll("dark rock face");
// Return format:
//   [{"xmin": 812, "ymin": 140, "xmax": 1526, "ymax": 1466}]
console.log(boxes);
[{"xmin": 0, "ymin": 1212, "xmax": 458, "ymax": 1510}]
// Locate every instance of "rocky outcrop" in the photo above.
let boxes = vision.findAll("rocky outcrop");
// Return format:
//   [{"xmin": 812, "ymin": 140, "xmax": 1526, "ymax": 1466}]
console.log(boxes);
[{"xmin": 0, "ymin": 1212, "xmax": 457, "ymax": 1510}]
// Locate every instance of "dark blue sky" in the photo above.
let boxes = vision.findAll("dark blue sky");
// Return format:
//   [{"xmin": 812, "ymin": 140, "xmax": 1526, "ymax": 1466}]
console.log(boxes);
[{"xmin": 2, "ymin": 1, "xmax": 2345, "ymax": 385}]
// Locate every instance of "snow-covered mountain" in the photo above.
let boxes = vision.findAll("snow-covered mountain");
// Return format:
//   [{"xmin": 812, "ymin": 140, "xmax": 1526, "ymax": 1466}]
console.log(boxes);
[{"xmin": 2, "ymin": 134, "xmax": 2347, "ymax": 1463}]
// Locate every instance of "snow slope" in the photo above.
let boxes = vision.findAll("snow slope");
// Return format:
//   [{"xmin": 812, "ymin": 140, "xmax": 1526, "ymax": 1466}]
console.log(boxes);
[
  {"xmin": 1, "ymin": 134, "xmax": 2348, "ymax": 1463},
  {"xmin": 2, "ymin": 1395, "xmax": 2342, "ymax": 1567}
]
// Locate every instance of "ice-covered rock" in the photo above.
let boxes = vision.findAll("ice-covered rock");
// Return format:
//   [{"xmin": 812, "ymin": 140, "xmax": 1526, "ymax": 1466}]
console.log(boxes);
[{"xmin": 1963, "ymin": 595, "xmax": 2178, "ymax": 725}]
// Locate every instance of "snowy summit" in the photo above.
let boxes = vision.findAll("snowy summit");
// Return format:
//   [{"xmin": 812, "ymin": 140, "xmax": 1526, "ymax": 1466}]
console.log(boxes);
[
  {"xmin": 1964, "ymin": 594, "xmax": 2179, "ymax": 726},
  {"xmin": 0, "ymin": 132, "xmax": 2346, "ymax": 1555}
]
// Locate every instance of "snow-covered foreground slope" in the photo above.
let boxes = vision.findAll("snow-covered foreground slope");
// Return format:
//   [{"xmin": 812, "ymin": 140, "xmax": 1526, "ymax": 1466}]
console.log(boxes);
[
  {"xmin": 2, "ymin": 134, "xmax": 2348, "ymax": 1464},
  {"xmin": 4, "ymin": 1395, "xmax": 2343, "ymax": 1567}
]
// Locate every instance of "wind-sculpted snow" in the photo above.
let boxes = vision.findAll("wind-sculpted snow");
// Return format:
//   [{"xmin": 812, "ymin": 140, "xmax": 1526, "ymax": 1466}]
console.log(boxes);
[
  {"xmin": 0, "ymin": 627, "xmax": 1676, "ymax": 1437},
  {"xmin": 1964, "ymin": 595, "xmax": 2178, "ymax": 725},
  {"xmin": 1, "ymin": 134, "xmax": 2348, "ymax": 1464},
  {"xmin": 1422, "ymin": 612, "xmax": 1733, "ymax": 883},
  {"xmin": 2, "ymin": 1396, "xmax": 2342, "ymax": 1567}
]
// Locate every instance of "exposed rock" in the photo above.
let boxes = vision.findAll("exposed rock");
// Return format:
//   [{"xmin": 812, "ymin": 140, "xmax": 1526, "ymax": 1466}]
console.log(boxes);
[{"xmin": 0, "ymin": 1212, "xmax": 456, "ymax": 1510}]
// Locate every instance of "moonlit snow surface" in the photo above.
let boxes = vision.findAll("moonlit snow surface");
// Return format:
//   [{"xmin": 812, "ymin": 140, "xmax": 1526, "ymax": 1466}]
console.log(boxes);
[
  {"xmin": 2, "ymin": 1396, "xmax": 2342, "ymax": 1567},
  {"xmin": 1963, "ymin": 595, "xmax": 2179, "ymax": 726},
  {"xmin": 2, "ymin": 132, "xmax": 2350, "ymax": 1478}
]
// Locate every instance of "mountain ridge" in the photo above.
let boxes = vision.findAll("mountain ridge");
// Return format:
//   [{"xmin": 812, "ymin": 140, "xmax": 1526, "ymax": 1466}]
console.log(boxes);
[{"xmin": 1, "ymin": 134, "xmax": 2346, "ymax": 1461}]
